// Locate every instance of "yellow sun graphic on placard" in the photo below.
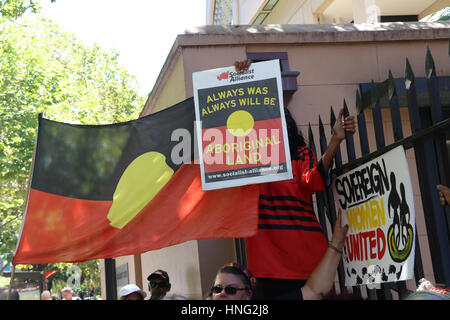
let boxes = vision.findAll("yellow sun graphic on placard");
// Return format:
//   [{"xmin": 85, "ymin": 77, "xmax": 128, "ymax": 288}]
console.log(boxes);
[{"xmin": 226, "ymin": 110, "xmax": 254, "ymax": 137}]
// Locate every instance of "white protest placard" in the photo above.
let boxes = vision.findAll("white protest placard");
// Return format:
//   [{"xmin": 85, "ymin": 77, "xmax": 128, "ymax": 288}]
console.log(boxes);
[
  {"xmin": 332, "ymin": 146, "xmax": 415, "ymax": 287},
  {"xmin": 192, "ymin": 60, "xmax": 292, "ymax": 190}
]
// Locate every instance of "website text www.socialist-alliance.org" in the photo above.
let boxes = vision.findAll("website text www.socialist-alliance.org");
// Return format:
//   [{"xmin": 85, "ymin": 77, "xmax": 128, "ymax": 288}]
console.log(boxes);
[{"xmin": 206, "ymin": 164, "xmax": 285, "ymax": 181}]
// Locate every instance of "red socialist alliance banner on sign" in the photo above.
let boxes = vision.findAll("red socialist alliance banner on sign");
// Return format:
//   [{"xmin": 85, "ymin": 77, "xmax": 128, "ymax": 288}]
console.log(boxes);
[{"xmin": 192, "ymin": 60, "xmax": 292, "ymax": 190}]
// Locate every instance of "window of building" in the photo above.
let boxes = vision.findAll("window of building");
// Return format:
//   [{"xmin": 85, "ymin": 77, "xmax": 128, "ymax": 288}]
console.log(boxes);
[{"xmin": 213, "ymin": 0, "xmax": 233, "ymax": 25}]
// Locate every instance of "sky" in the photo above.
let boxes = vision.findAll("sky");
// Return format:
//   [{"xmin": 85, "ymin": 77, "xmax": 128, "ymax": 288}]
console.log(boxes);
[{"xmin": 39, "ymin": 0, "xmax": 208, "ymax": 95}]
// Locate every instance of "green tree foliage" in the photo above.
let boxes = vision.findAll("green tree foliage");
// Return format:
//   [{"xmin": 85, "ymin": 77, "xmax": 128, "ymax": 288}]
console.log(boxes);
[
  {"xmin": 0, "ymin": 0, "xmax": 37, "ymax": 19},
  {"xmin": 0, "ymin": 0, "xmax": 54, "ymax": 19},
  {"xmin": 0, "ymin": 15, "xmax": 145, "ymax": 294},
  {"xmin": 19, "ymin": 260, "xmax": 102, "ymax": 298}
]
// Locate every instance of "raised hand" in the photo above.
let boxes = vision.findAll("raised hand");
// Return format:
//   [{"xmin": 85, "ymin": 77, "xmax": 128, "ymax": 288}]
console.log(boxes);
[
  {"xmin": 437, "ymin": 184, "xmax": 450, "ymax": 206},
  {"xmin": 332, "ymin": 108, "xmax": 356, "ymax": 142},
  {"xmin": 330, "ymin": 209, "xmax": 349, "ymax": 251},
  {"xmin": 234, "ymin": 60, "xmax": 252, "ymax": 74}
]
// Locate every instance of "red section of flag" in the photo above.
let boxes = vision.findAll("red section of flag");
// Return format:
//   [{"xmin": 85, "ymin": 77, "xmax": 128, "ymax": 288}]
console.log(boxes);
[
  {"xmin": 13, "ymin": 164, "xmax": 259, "ymax": 264},
  {"xmin": 14, "ymin": 189, "xmax": 116, "ymax": 264},
  {"xmin": 202, "ymin": 118, "xmax": 286, "ymax": 173}
]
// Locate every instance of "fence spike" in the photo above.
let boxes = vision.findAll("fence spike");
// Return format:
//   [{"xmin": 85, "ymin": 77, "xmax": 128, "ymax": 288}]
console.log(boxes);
[
  {"xmin": 370, "ymin": 80, "xmax": 385, "ymax": 149},
  {"xmin": 343, "ymin": 99, "xmax": 356, "ymax": 160},
  {"xmin": 356, "ymin": 89, "xmax": 370, "ymax": 156},
  {"xmin": 343, "ymin": 99, "xmax": 350, "ymax": 117},
  {"xmin": 425, "ymin": 45, "xmax": 436, "ymax": 79},
  {"xmin": 308, "ymin": 122, "xmax": 315, "ymax": 149},
  {"xmin": 387, "ymin": 70, "xmax": 396, "ymax": 100},
  {"xmin": 405, "ymin": 58, "xmax": 422, "ymax": 133},
  {"xmin": 405, "ymin": 58, "xmax": 415, "ymax": 90},
  {"xmin": 318, "ymin": 115, "xmax": 325, "ymax": 139},
  {"xmin": 425, "ymin": 45, "xmax": 443, "ymax": 123},
  {"xmin": 370, "ymin": 80, "xmax": 379, "ymax": 108},
  {"xmin": 330, "ymin": 106, "xmax": 342, "ymax": 165},
  {"xmin": 330, "ymin": 106, "xmax": 336, "ymax": 130},
  {"xmin": 388, "ymin": 70, "xmax": 403, "ymax": 141},
  {"xmin": 356, "ymin": 89, "xmax": 364, "ymax": 115}
]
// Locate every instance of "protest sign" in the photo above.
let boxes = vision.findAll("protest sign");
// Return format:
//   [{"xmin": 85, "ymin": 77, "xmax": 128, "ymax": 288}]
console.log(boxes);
[
  {"xmin": 332, "ymin": 146, "xmax": 415, "ymax": 287},
  {"xmin": 192, "ymin": 60, "xmax": 292, "ymax": 190}
]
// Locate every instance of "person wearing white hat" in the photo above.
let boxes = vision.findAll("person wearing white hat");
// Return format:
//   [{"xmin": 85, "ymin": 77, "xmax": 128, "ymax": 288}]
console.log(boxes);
[{"xmin": 119, "ymin": 284, "xmax": 147, "ymax": 300}]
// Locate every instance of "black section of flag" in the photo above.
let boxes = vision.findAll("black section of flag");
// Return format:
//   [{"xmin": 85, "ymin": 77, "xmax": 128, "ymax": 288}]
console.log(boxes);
[{"xmin": 31, "ymin": 98, "xmax": 195, "ymax": 201}]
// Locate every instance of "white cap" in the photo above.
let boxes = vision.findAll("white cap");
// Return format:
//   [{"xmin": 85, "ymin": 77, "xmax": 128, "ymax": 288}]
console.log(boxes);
[{"xmin": 119, "ymin": 284, "xmax": 147, "ymax": 299}]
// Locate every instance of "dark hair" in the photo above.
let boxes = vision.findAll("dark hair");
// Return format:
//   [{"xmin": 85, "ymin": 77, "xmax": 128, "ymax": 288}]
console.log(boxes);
[
  {"xmin": 216, "ymin": 265, "xmax": 255, "ymax": 299},
  {"xmin": 147, "ymin": 269, "xmax": 170, "ymax": 282},
  {"xmin": 284, "ymin": 108, "xmax": 306, "ymax": 159}
]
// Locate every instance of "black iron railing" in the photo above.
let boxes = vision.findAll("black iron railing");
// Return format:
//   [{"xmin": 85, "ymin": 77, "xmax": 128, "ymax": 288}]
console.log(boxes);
[{"xmin": 310, "ymin": 46, "xmax": 449, "ymax": 300}]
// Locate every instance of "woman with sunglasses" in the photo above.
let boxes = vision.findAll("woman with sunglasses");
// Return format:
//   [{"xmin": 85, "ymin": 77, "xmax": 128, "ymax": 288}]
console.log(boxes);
[
  {"xmin": 210, "ymin": 263, "xmax": 255, "ymax": 300},
  {"xmin": 210, "ymin": 209, "xmax": 348, "ymax": 300}
]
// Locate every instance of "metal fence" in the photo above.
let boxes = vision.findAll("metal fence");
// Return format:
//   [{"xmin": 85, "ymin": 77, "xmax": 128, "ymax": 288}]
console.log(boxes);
[{"xmin": 310, "ymin": 46, "xmax": 450, "ymax": 300}]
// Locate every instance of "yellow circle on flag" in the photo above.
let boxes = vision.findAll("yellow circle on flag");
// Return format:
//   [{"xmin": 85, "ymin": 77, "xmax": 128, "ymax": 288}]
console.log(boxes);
[
  {"xmin": 226, "ymin": 110, "xmax": 254, "ymax": 137},
  {"xmin": 107, "ymin": 152, "xmax": 174, "ymax": 229}
]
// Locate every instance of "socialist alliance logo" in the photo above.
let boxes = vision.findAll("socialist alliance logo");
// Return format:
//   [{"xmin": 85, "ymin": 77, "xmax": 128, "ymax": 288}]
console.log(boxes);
[
  {"xmin": 217, "ymin": 71, "xmax": 230, "ymax": 81},
  {"xmin": 217, "ymin": 69, "xmax": 255, "ymax": 82}
]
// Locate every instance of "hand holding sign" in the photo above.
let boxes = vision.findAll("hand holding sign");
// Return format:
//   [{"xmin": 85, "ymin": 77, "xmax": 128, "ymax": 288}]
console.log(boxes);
[
  {"xmin": 437, "ymin": 184, "xmax": 450, "ymax": 206},
  {"xmin": 332, "ymin": 108, "xmax": 356, "ymax": 142},
  {"xmin": 234, "ymin": 60, "xmax": 252, "ymax": 74},
  {"xmin": 321, "ymin": 108, "xmax": 357, "ymax": 173},
  {"xmin": 330, "ymin": 209, "xmax": 349, "ymax": 252},
  {"xmin": 301, "ymin": 208, "xmax": 350, "ymax": 300}
]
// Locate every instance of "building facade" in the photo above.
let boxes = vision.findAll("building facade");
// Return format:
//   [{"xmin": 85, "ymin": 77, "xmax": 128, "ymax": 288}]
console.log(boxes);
[{"xmin": 207, "ymin": 0, "xmax": 449, "ymax": 25}]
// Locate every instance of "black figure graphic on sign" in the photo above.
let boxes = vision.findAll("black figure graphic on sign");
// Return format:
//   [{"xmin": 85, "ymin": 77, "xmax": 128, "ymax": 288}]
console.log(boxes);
[
  {"xmin": 388, "ymin": 172, "xmax": 401, "ymax": 247},
  {"xmin": 387, "ymin": 173, "xmax": 414, "ymax": 263},
  {"xmin": 399, "ymin": 183, "xmax": 410, "ymax": 247},
  {"xmin": 381, "ymin": 269, "xmax": 388, "ymax": 282},
  {"xmin": 362, "ymin": 267, "xmax": 367, "ymax": 277},
  {"xmin": 388, "ymin": 264, "xmax": 396, "ymax": 275},
  {"xmin": 396, "ymin": 265, "xmax": 403, "ymax": 280}
]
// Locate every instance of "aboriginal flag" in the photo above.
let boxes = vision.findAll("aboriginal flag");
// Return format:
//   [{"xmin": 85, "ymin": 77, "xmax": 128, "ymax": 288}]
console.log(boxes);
[{"xmin": 13, "ymin": 98, "xmax": 259, "ymax": 264}]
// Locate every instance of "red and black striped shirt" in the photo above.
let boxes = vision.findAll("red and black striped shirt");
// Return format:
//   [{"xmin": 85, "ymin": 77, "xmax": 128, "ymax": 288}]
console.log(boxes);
[{"xmin": 246, "ymin": 146, "xmax": 329, "ymax": 280}]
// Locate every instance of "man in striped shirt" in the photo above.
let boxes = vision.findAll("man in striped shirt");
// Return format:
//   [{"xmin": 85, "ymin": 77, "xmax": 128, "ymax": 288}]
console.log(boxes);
[{"xmin": 234, "ymin": 60, "xmax": 356, "ymax": 300}]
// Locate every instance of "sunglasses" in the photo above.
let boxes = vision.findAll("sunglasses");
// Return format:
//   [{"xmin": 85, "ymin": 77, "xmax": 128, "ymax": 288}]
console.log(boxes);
[{"xmin": 211, "ymin": 285, "xmax": 249, "ymax": 295}]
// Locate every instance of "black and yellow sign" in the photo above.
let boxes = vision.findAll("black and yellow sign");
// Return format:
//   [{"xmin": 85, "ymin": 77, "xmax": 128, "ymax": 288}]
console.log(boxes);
[{"xmin": 193, "ymin": 60, "xmax": 293, "ymax": 190}]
